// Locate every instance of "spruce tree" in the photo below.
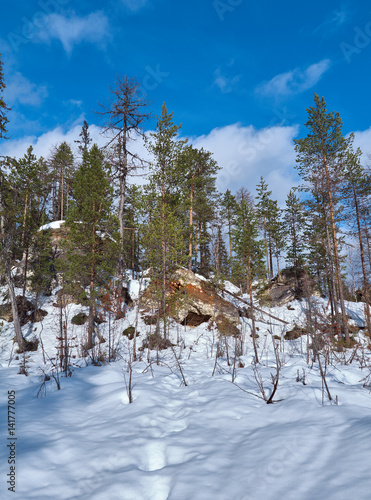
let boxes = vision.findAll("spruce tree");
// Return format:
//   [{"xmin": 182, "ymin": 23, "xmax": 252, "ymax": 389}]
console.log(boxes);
[{"xmin": 75, "ymin": 120, "xmax": 92, "ymax": 154}]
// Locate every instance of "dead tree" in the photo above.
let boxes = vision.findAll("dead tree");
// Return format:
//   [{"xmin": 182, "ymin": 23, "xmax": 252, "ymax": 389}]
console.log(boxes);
[{"xmin": 96, "ymin": 76, "xmax": 151, "ymax": 279}]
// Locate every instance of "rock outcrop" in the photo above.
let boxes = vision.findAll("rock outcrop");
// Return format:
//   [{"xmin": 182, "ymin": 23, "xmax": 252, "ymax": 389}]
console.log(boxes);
[
  {"xmin": 0, "ymin": 296, "xmax": 47, "ymax": 325},
  {"xmin": 141, "ymin": 268, "xmax": 240, "ymax": 333},
  {"xmin": 257, "ymin": 268, "xmax": 321, "ymax": 307}
]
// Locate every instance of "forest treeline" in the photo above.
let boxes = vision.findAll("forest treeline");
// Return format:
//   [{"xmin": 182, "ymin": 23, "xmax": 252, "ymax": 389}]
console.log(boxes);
[{"xmin": 1, "ymin": 54, "xmax": 371, "ymax": 350}]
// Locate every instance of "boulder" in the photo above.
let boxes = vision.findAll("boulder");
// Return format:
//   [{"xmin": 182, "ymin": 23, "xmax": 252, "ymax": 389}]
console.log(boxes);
[
  {"xmin": 0, "ymin": 296, "xmax": 46, "ymax": 325},
  {"xmin": 141, "ymin": 268, "xmax": 240, "ymax": 331},
  {"xmin": 257, "ymin": 268, "xmax": 320, "ymax": 307}
]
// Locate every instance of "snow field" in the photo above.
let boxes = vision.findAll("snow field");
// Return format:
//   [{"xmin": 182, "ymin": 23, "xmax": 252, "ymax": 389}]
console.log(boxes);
[{"xmin": 0, "ymin": 284, "xmax": 371, "ymax": 499}]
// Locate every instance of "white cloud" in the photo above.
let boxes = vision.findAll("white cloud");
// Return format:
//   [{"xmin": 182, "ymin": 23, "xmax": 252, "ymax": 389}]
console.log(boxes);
[
  {"xmin": 0, "ymin": 121, "xmax": 302, "ymax": 206},
  {"xmin": 5, "ymin": 72, "xmax": 48, "ymax": 106},
  {"xmin": 213, "ymin": 67, "xmax": 240, "ymax": 93},
  {"xmin": 190, "ymin": 123, "xmax": 300, "ymax": 205},
  {"xmin": 352, "ymin": 127, "xmax": 371, "ymax": 160},
  {"xmin": 0, "ymin": 121, "xmax": 104, "ymax": 160},
  {"xmin": 34, "ymin": 11, "xmax": 110, "ymax": 54},
  {"xmin": 258, "ymin": 59, "xmax": 331, "ymax": 97}
]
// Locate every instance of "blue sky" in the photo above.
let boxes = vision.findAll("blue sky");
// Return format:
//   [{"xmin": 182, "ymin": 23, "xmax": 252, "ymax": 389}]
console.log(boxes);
[{"xmin": 1, "ymin": 0, "xmax": 371, "ymax": 202}]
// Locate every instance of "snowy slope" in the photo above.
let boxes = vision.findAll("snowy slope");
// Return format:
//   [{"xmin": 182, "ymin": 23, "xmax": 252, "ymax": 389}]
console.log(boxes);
[{"xmin": 0, "ymin": 282, "xmax": 371, "ymax": 500}]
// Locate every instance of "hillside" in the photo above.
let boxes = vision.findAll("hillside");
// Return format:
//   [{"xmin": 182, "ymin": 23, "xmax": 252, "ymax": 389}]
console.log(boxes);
[{"xmin": 1, "ymin": 275, "xmax": 371, "ymax": 500}]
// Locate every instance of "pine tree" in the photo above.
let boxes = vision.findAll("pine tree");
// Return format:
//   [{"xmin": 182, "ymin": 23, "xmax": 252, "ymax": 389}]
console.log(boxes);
[
  {"xmin": 122, "ymin": 184, "xmax": 143, "ymax": 278},
  {"xmin": 9, "ymin": 146, "xmax": 49, "ymax": 317},
  {"xmin": 29, "ymin": 218, "xmax": 56, "ymax": 306},
  {"xmin": 49, "ymin": 142, "xmax": 75, "ymax": 221},
  {"xmin": 255, "ymin": 177, "xmax": 282, "ymax": 279},
  {"xmin": 342, "ymin": 149, "xmax": 371, "ymax": 334},
  {"xmin": 176, "ymin": 145, "xmax": 219, "ymax": 272},
  {"xmin": 0, "ymin": 55, "xmax": 26, "ymax": 350},
  {"xmin": 221, "ymin": 189, "xmax": 237, "ymax": 275},
  {"xmin": 284, "ymin": 189, "xmax": 306, "ymax": 276},
  {"xmin": 0, "ymin": 53, "xmax": 9, "ymax": 139},
  {"xmin": 145, "ymin": 103, "xmax": 187, "ymax": 338},
  {"xmin": 255, "ymin": 177, "xmax": 272, "ymax": 278},
  {"xmin": 294, "ymin": 94, "xmax": 352, "ymax": 342},
  {"xmin": 210, "ymin": 206, "xmax": 229, "ymax": 278},
  {"xmin": 0, "ymin": 168, "xmax": 26, "ymax": 350},
  {"xmin": 232, "ymin": 197, "xmax": 265, "ymax": 362},
  {"xmin": 63, "ymin": 144, "xmax": 118, "ymax": 350},
  {"xmin": 267, "ymin": 198, "xmax": 285, "ymax": 276}
]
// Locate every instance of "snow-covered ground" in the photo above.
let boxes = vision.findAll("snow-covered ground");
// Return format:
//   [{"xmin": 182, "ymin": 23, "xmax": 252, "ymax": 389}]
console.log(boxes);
[{"xmin": 1, "ymin": 281, "xmax": 371, "ymax": 499}]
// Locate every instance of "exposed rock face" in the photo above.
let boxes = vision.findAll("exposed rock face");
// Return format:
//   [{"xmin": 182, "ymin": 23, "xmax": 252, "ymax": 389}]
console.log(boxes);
[
  {"xmin": 141, "ymin": 268, "xmax": 240, "ymax": 331},
  {"xmin": 257, "ymin": 268, "xmax": 321, "ymax": 307},
  {"xmin": 0, "ymin": 296, "xmax": 47, "ymax": 325}
]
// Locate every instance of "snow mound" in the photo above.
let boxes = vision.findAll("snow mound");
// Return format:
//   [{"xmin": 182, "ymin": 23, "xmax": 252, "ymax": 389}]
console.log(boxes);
[{"xmin": 38, "ymin": 220, "xmax": 65, "ymax": 231}]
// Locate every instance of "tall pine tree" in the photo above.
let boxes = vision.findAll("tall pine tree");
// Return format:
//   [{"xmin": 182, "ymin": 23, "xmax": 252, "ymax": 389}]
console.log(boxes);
[{"xmin": 294, "ymin": 94, "xmax": 352, "ymax": 342}]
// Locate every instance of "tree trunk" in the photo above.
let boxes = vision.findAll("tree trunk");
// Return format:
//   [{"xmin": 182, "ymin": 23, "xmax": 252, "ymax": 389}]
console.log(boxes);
[
  {"xmin": 324, "ymin": 211, "xmax": 339, "ymax": 328},
  {"xmin": 228, "ymin": 216, "xmax": 233, "ymax": 273},
  {"xmin": 248, "ymin": 259, "xmax": 259, "ymax": 363},
  {"xmin": 117, "ymin": 141, "xmax": 128, "ymax": 280},
  {"xmin": 268, "ymin": 231, "xmax": 273, "ymax": 279},
  {"xmin": 323, "ymin": 156, "xmax": 349, "ymax": 342},
  {"xmin": 87, "ymin": 226, "xmax": 96, "ymax": 350},
  {"xmin": 353, "ymin": 187, "xmax": 371, "ymax": 335},
  {"xmin": 162, "ymin": 170, "xmax": 167, "ymax": 339},
  {"xmin": 263, "ymin": 219, "xmax": 269, "ymax": 280},
  {"xmin": 188, "ymin": 182, "xmax": 194, "ymax": 271},
  {"xmin": 21, "ymin": 189, "xmax": 28, "ymax": 248},
  {"xmin": 4, "ymin": 256, "xmax": 25, "ymax": 351},
  {"xmin": 60, "ymin": 166, "xmax": 64, "ymax": 220}
]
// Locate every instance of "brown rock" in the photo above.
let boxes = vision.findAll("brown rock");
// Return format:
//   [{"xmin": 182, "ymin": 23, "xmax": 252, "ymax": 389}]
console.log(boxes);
[{"xmin": 141, "ymin": 268, "xmax": 240, "ymax": 330}]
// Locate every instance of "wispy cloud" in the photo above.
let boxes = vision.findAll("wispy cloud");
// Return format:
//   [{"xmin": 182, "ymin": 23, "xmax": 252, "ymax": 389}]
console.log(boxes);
[
  {"xmin": 257, "ymin": 59, "xmax": 331, "ymax": 97},
  {"xmin": 5, "ymin": 72, "xmax": 48, "ymax": 106},
  {"xmin": 121, "ymin": 0, "xmax": 149, "ymax": 12},
  {"xmin": 213, "ymin": 67, "xmax": 240, "ymax": 93},
  {"xmin": 314, "ymin": 7, "xmax": 349, "ymax": 35},
  {"xmin": 33, "ymin": 11, "xmax": 110, "ymax": 54}
]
